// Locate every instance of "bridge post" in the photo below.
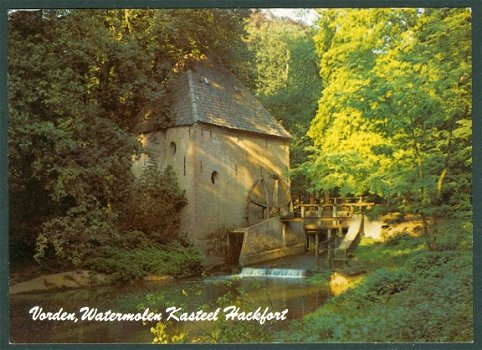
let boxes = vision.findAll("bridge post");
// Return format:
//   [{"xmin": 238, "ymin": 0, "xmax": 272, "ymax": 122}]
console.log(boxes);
[
  {"xmin": 327, "ymin": 239, "xmax": 334, "ymax": 268},
  {"xmin": 315, "ymin": 234, "xmax": 320, "ymax": 270},
  {"xmin": 282, "ymin": 222, "xmax": 287, "ymax": 248},
  {"xmin": 332, "ymin": 203, "xmax": 338, "ymax": 227}
]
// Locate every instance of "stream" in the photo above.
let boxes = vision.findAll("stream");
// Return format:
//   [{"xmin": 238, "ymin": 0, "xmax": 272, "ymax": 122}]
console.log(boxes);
[{"xmin": 10, "ymin": 270, "xmax": 330, "ymax": 343}]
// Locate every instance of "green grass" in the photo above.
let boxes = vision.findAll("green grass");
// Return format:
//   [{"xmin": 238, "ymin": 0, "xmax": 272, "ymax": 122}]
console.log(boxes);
[
  {"xmin": 286, "ymin": 217, "xmax": 473, "ymax": 342},
  {"xmin": 353, "ymin": 236, "xmax": 424, "ymax": 269}
]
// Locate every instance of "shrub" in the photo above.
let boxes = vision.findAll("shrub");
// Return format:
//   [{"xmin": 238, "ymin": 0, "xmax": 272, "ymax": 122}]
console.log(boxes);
[
  {"xmin": 34, "ymin": 158, "xmax": 193, "ymax": 281},
  {"xmin": 34, "ymin": 203, "xmax": 120, "ymax": 266},
  {"xmin": 384, "ymin": 231, "xmax": 415, "ymax": 247},
  {"xmin": 430, "ymin": 219, "xmax": 472, "ymax": 251},
  {"xmin": 350, "ymin": 268, "xmax": 412, "ymax": 302},
  {"xmin": 86, "ymin": 241, "xmax": 204, "ymax": 281},
  {"xmin": 118, "ymin": 162, "xmax": 187, "ymax": 244},
  {"xmin": 405, "ymin": 250, "xmax": 457, "ymax": 278}
]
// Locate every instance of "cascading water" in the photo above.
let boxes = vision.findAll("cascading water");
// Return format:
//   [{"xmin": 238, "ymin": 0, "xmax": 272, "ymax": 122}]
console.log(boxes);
[{"xmin": 238, "ymin": 267, "xmax": 307, "ymax": 278}]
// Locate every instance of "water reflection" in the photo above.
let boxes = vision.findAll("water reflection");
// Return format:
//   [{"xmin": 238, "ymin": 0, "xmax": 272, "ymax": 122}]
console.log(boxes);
[{"xmin": 10, "ymin": 276, "xmax": 329, "ymax": 343}]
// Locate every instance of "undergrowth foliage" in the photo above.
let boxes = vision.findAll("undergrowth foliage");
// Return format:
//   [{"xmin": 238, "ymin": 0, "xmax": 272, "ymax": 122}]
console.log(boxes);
[
  {"xmin": 287, "ymin": 218, "xmax": 473, "ymax": 342},
  {"xmin": 35, "ymin": 159, "xmax": 203, "ymax": 280},
  {"xmin": 148, "ymin": 280, "xmax": 276, "ymax": 343},
  {"xmin": 87, "ymin": 242, "xmax": 204, "ymax": 281}
]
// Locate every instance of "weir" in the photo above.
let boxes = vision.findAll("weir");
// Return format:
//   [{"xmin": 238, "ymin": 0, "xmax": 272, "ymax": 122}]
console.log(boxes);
[{"xmin": 238, "ymin": 267, "xmax": 307, "ymax": 278}]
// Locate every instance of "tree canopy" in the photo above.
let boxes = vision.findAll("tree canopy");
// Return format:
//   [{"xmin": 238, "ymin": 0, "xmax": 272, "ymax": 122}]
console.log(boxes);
[
  {"xmin": 303, "ymin": 8, "xmax": 471, "ymax": 228},
  {"xmin": 8, "ymin": 9, "xmax": 251, "ymax": 266},
  {"xmin": 245, "ymin": 11, "xmax": 322, "ymax": 195}
]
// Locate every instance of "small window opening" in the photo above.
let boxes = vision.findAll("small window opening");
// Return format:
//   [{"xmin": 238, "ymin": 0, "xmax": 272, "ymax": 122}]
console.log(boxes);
[
  {"xmin": 235, "ymin": 163, "xmax": 238, "ymax": 176},
  {"xmin": 170, "ymin": 141, "xmax": 177, "ymax": 155},
  {"xmin": 200, "ymin": 161, "xmax": 203, "ymax": 173},
  {"xmin": 211, "ymin": 171, "xmax": 219, "ymax": 184},
  {"xmin": 183, "ymin": 156, "xmax": 186, "ymax": 176}
]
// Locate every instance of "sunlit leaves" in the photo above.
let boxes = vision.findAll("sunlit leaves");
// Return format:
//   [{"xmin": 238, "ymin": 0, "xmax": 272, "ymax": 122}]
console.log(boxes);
[{"xmin": 305, "ymin": 8, "xmax": 471, "ymax": 218}]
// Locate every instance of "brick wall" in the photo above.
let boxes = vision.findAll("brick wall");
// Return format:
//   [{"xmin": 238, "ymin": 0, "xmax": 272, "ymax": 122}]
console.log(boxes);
[
  {"xmin": 190, "ymin": 124, "xmax": 290, "ymax": 251},
  {"xmin": 133, "ymin": 123, "xmax": 291, "ymax": 263}
]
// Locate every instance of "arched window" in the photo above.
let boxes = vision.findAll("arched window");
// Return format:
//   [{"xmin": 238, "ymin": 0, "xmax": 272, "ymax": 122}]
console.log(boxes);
[
  {"xmin": 169, "ymin": 141, "xmax": 176, "ymax": 155},
  {"xmin": 211, "ymin": 171, "xmax": 219, "ymax": 185}
]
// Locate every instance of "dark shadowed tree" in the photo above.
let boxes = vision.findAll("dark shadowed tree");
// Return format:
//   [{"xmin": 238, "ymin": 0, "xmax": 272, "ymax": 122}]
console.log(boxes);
[
  {"xmin": 245, "ymin": 11, "xmax": 322, "ymax": 196},
  {"xmin": 8, "ymin": 9, "xmax": 252, "ymax": 266}
]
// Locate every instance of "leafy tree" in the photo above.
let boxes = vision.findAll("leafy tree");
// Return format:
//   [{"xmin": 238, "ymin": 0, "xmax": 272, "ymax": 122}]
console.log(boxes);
[
  {"xmin": 245, "ymin": 11, "xmax": 322, "ymax": 195},
  {"xmin": 118, "ymin": 162, "xmax": 187, "ymax": 243},
  {"xmin": 9, "ymin": 10, "xmax": 140, "ymax": 265},
  {"xmin": 8, "ymin": 9, "xmax": 251, "ymax": 269},
  {"xmin": 305, "ymin": 9, "xmax": 471, "ymax": 246}
]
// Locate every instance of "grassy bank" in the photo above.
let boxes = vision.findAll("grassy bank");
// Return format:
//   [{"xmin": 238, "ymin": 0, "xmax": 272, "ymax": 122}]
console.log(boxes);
[{"xmin": 285, "ymin": 217, "xmax": 473, "ymax": 342}]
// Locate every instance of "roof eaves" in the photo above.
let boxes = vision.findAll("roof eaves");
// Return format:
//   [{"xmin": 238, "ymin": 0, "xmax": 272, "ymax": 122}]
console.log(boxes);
[{"xmin": 196, "ymin": 121, "xmax": 292, "ymax": 140}]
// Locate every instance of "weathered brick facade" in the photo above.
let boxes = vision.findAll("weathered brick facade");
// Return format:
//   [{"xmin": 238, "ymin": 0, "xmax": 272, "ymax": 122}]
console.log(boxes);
[
  {"xmin": 132, "ymin": 123, "xmax": 290, "ymax": 259},
  {"xmin": 132, "ymin": 58, "xmax": 292, "ymax": 263}
]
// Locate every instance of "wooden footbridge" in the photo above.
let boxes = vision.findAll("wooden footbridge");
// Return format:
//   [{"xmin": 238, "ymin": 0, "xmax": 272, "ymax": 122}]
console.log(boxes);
[{"xmin": 235, "ymin": 175, "xmax": 375, "ymax": 268}]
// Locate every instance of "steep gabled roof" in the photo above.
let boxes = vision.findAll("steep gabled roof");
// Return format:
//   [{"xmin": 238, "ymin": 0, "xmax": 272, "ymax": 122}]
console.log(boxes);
[{"xmin": 134, "ymin": 59, "xmax": 291, "ymax": 139}]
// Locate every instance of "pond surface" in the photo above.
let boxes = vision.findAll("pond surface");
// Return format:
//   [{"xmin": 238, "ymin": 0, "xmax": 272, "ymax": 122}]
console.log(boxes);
[{"xmin": 10, "ymin": 274, "xmax": 329, "ymax": 344}]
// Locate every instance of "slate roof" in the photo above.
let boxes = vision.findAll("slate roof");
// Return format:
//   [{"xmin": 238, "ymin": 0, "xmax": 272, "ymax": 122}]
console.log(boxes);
[{"xmin": 134, "ymin": 59, "xmax": 291, "ymax": 139}]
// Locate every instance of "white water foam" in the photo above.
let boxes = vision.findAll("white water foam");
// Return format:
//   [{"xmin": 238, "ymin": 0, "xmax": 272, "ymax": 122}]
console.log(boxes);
[{"xmin": 238, "ymin": 267, "xmax": 307, "ymax": 279}]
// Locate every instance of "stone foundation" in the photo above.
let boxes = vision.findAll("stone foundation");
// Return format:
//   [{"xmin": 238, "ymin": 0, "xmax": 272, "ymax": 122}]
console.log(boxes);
[
  {"xmin": 234, "ymin": 217, "xmax": 305, "ymax": 267},
  {"xmin": 239, "ymin": 244, "xmax": 305, "ymax": 267}
]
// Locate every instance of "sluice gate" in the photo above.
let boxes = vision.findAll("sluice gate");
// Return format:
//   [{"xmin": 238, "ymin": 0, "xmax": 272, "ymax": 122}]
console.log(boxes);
[
  {"xmin": 280, "ymin": 196, "xmax": 373, "ymax": 268},
  {"xmin": 229, "ymin": 189, "xmax": 375, "ymax": 268}
]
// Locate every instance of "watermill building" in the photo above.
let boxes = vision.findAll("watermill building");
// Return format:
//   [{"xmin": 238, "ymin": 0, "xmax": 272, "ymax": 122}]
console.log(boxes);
[{"xmin": 132, "ymin": 57, "xmax": 301, "ymax": 265}]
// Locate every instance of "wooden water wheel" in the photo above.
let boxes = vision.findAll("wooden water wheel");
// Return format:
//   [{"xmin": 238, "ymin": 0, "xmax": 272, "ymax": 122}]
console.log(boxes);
[{"xmin": 245, "ymin": 174, "xmax": 291, "ymax": 226}]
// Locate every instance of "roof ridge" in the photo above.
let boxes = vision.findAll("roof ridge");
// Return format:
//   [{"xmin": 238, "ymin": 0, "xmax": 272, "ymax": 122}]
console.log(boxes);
[{"xmin": 186, "ymin": 69, "xmax": 200, "ymax": 123}]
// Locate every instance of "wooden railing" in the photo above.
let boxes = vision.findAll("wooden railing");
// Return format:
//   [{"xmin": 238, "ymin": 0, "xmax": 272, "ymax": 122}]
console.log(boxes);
[{"xmin": 292, "ymin": 196, "xmax": 374, "ymax": 219}]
